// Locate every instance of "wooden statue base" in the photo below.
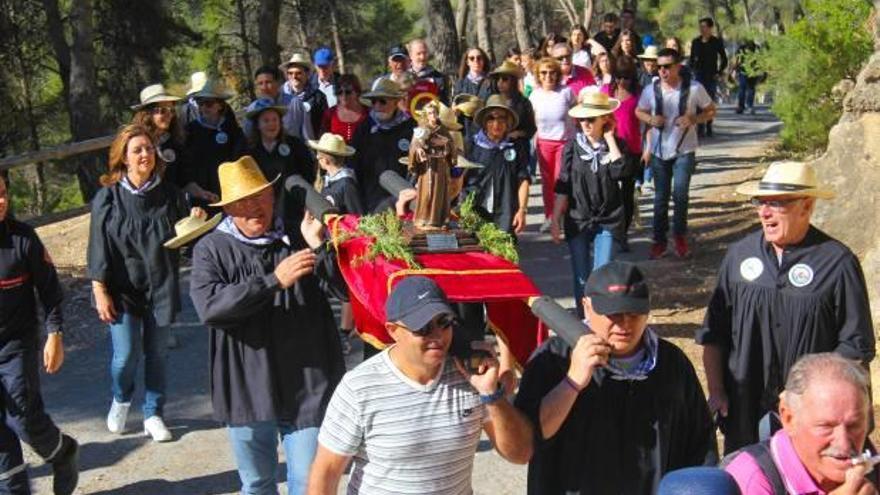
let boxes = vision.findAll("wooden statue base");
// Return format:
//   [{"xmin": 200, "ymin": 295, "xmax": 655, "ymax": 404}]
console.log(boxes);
[{"xmin": 403, "ymin": 222, "xmax": 483, "ymax": 254}]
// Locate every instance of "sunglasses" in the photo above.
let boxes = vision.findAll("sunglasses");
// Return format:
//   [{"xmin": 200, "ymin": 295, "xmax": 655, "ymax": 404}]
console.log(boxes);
[
  {"xmin": 411, "ymin": 314, "xmax": 456, "ymax": 336},
  {"xmin": 657, "ymin": 63, "xmax": 676, "ymax": 70},
  {"xmin": 577, "ymin": 117, "xmax": 599, "ymax": 123},
  {"xmin": 468, "ymin": 55, "xmax": 482, "ymax": 61},
  {"xmin": 371, "ymin": 98, "xmax": 389, "ymax": 106},
  {"xmin": 539, "ymin": 70, "xmax": 558, "ymax": 77},
  {"xmin": 750, "ymin": 197, "xmax": 805, "ymax": 209},
  {"xmin": 336, "ymin": 89, "xmax": 356, "ymax": 96},
  {"xmin": 486, "ymin": 113, "xmax": 509, "ymax": 122},
  {"xmin": 150, "ymin": 106, "xmax": 174, "ymax": 115}
]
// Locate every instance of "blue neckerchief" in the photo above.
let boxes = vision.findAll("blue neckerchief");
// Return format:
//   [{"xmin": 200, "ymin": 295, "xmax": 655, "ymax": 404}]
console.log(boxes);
[
  {"xmin": 216, "ymin": 216, "xmax": 287, "ymax": 246},
  {"xmin": 474, "ymin": 130, "xmax": 513, "ymax": 150},
  {"xmin": 323, "ymin": 167, "xmax": 356, "ymax": 188},
  {"xmin": 595, "ymin": 327, "xmax": 660, "ymax": 382},
  {"xmin": 369, "ymin": 110, "xmax": 409, "ymax": 134},
  {"xmin": 119, "ymin": 174, "xmax": 161, "ymax": 196},
  {"xmin": 196, "ymin": 114, "xmax": 226, "ymax": 131},
  {"xmin": 575, "ymin": 132, "xmax": 610, "ymax": 173}
]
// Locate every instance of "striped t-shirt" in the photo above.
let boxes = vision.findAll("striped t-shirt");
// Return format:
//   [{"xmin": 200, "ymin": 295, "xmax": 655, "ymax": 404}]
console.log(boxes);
[{"xmin": 318, "ymin": 349, "xmax": 488, "ymax": 494}]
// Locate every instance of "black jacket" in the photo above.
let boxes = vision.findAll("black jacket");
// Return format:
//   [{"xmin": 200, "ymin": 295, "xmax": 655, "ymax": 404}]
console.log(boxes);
[
  {"xmin": 689, "ymin": 35, "xmax": 728, "ymax": 79},
  {"xmin": 350, "ymin": 112, "xmax": 416, "ymax": 212},
  {"xmin": 0, "ymin": 219, "xmax": 63, "ymax": 350},
  {"xmin": 463, "ymin": 138, "xmax": 530, "ymax": 233},
  {"xmin": 321, "ymin": 169, "xmax": 364, "ymax": 215},
  {"xmin": 156, "ymin": 134, "xmax": 188, "ymax": 189},
  {"xmin": 183, "ymin": 116, "xmax": 246, "ymax": 204},
  {"xmin": 412, "ymin": 65, "xmax": 450, "ymax": 104},
  {"xmin": 248, "ymin": 135, "xmax": 317, "ymax": 231}
]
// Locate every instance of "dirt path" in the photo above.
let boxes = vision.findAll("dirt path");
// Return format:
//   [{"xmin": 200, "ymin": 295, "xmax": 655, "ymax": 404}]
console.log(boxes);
[{"xmin": 24, "ymin": 106, "xmax": 822, "ymax": 494}]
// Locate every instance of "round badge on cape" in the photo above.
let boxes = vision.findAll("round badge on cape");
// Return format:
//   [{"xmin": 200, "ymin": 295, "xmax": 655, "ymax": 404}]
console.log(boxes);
[
  {"xmin": 215, "ymin": 131, "xmax": 229, "ymax": 145},
  {"xmin": 278, "ymin": 143, "xmax": 291, "ymax": 156},
  {"xmin": 160, "ymin": 148, "xmax": 177, "ymax": 163},
  {"xmin": 303, "ymin": 101, "xmax": 312, "ymax": 112},
  {"xmin": 739, "ymin": 257, "xmax": 763, "ymax": 282},
  {"xmin": 414, "ymin": 127, "xmax": 427, "ymax": 140},
  {"xmin": 788, "ymin": 263, "xmax": 814, "ymax": 288},
  {"xmin": 398, "ymin": 138, "xmax": 410, "ymax": 152},
  {"xmin": 158, "ymin": 132, "xmax": 171, "ymax": 145},
  {"xmin": 504, "ymin": 148, "xmax": 517, "ymax": 162}
]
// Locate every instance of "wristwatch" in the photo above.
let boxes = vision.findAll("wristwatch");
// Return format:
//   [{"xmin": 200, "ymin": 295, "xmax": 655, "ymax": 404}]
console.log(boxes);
[{"xmin": 479, "ymin": 384, "xmax": 505, "ymax": 405}]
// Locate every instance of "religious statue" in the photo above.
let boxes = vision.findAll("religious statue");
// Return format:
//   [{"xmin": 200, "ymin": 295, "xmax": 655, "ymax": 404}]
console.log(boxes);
[{"xmin": 408, "ymin": 101, "xmax": 457, "ymax": 230}]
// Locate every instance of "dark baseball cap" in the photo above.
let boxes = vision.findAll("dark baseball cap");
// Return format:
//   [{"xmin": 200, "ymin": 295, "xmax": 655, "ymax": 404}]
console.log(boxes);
[
  {"xmin": 386, "ymin": 276, "xmax": 455, "ymax": 331},
  {"xmin": 388, "ymin": 45, "xmax": 409, "ymax": 60},
  {"xmin": 584, "ymin": 262, "xmax": 650, "ymax": 315}
]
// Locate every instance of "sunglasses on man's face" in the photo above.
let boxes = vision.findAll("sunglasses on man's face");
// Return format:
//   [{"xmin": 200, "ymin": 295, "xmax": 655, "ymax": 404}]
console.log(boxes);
[
  {"xmin": 371, "ymin": 98, "xmax": 389, "ymax": 106},
  {"xmin": 657, "ymin": 63, "xmax": 676, "ymax": 70},
  {"xmin": 749, "ymin": 197, "xmax": 806, "ymax": 209},
  {"xmin": 410, "ymin": 314, "xmax": 456, "ymax": 337}
]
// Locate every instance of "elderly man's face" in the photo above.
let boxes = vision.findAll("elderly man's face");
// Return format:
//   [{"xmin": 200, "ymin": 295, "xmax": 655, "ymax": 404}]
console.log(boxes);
[
  {"xmin": 583, "ymin": 297, "xmax": 648, "ymax": 357},
  {"xmin": 224, "ymin": 187, "xmax": 274, "ymax": 238},
  {"xmin": 754, "ymin": 195, "xmax": 814, "ymax": 249},
  {"xmin": 286, "ymin": 65, "xmax": 309, "ymax": 89},
  {"xmin": 389, "ymin": 56, "xmax": 409, "ymax": 74},
  {"xmin": 409, "ymin": 42, "xmax": 429, "ymax": 68},
  {"xmin": 781, "ymin": 376, "xmax": 868, "ymax": 489}
]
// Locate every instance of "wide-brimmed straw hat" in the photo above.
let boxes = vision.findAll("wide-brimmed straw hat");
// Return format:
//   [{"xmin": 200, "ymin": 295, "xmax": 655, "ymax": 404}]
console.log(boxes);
[
  {"xmin": 452, "ymin": 94, "xmax": 484, "ymax": 118},
  {"xmin": 360, "ymin": 78, "xmax": 405, "ymax": 106},
  {"xmin": 569, "ymin": 91, "xmax": 620, "ymax": 119},
  {"xmin": 735, "ymin": 161, "xmax": 835, "ymax": 199},
  {"xmin": 163, "ymin": 213, "xmax": 222, "ymax": 249},
  {"xmin": 131, "ymin": 84, "xmax": 181, "ymax": 111},
  {"xmin": 490, "ymin": 60, "xmax": 523, "ymax": 79},
  {"xmin": 473, "ymin": 95, "xmax": 519, "ymax": 129},
  {"xmin": 188, "ymin": 75, "xmax": 234, "ymax": 100},
  {"xmin": 637, "ymin": 45, "xmax": 660, "ymax": 60},
  {"xmin": 245, "ymin": 98, "xmax": 288, "ymax": 120},
  {"xmin": 280, "ymin": 52, "xmax": 313, "ymax": 71},
  {"xmin": 308, "ymin": 133, "xmax": 355, "ymax": 157},
  {"xmin": 210, "ymin": 156, "xmax": 279, "ymax": 207}
]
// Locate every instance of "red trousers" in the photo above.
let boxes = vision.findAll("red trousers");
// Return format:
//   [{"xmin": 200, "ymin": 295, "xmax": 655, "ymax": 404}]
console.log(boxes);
[{"xmin": 536, "ymin": 138, "xmax": 567, "ymax": 218}]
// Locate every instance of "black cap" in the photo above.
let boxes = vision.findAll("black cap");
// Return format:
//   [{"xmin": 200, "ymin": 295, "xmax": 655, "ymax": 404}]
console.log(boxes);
[
  {"xmin": 388, "ymin": 45, "xmax": 409, "ymax": 60},
  {"xmin": 386, "ymin": 276, "xmax": 455, "ymax": 331},
  {"xmin": 584, "ymin": 262, "xmax": 650, "ymax": 315}
]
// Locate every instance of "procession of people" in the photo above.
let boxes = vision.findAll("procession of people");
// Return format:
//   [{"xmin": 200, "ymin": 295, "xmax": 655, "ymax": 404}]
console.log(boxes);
[{"xmin": 0, "ymin": 9, "xmax": 876, "ymax": 495}]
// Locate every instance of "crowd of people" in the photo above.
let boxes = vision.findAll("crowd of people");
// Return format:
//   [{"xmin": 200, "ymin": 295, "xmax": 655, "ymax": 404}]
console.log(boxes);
[{"xmin": 0, "ymin": 8, "xmax": 875, "ymax": 495}]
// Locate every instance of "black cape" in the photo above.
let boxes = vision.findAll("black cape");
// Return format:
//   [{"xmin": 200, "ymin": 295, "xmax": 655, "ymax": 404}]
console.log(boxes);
[
  {"xmin": 514, "ymin": 336, "xmax": 717, "ymax": 494},
  {"xmin": 350, "ymin": 113, "xmax": 416, "ymax": 212},
  {"xmin": 182, "ymin": 117, "xmax": 246, "ymax": 204},
  {"xmin": 463, "ymin": 138, "xmax": 530, "ymax": 233},
  {"xmin": 697, "ymin": 226, "xmax": 875, "ymax": 453},
  {"xmin": 248, "ymin": 135, "xmax": 317, "ymax": 230}
]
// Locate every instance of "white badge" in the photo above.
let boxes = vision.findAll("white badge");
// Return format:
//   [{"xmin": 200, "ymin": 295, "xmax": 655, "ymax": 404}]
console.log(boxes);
[
  {"xmin": 303, "ymin": 101, "xmax": 312, "ymax": 113},
  {"xmin": 739, "ymin": 257, "xmax": 763, "ymax": 282},
  {"xmin": 215, "ymin": 131, "xmax": 228, "ymax": 145},
  {"xmin": 788, "ymin": 263, "xmax": 814, "ymax": 288},
  {"xmin": 414, "ymin": 127, "xmax": 427, "ymax": 139},
  {"xmin": 158, "ymin": 132, "xmax": 171, "ymax": 145},
  {"xmin": 398, "ymin": 138, "xmax": 410, "ymax": 152},
  {"xmin": 504, "ymin": 148, "xmax": 517, "ymax": 162},
  {"xmin": 278, "ymin": 143, "xmax": 291, "ymax": 156},
  {"xmin": 161, "ymin": 148, "xmax": 177, "ymax": 163}
]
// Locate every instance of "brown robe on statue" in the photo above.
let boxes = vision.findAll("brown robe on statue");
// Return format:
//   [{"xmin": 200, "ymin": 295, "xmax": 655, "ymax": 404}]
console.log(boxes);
[{"xmin": 408, "ymin": 125, "xmax": 456, "ymax": 229}]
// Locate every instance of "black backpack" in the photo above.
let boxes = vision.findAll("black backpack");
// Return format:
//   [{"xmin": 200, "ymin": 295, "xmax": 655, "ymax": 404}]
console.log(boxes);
[
  {"xmin": 651, "ymin": 70, "xmax": 696, "ymax": 156},
  {"xmin": 720, "ymin": 441, "xmax": 786, "ymax": 494}
]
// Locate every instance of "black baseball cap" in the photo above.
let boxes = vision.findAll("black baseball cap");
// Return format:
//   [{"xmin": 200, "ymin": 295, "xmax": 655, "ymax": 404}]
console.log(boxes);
[
  {"xmin": 584, "ymin": 262, "xmax": 650, "ymax": 315},
  {"xmin": 388, "ymin": 45, "xmax": 409, "ymax": 60},
  {"xmin": 386, "ymin": 276, "xmax": 455, "ymax": 331}
]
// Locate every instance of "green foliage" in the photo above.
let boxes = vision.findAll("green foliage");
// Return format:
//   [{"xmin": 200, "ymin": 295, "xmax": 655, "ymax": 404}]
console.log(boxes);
[
  {"xmin": 458, "ymin": 193, "xmax": 519, "ymax": 264},
  {"xmin": 752, "ymin": 0, "xmax": 873, "ymax": 151},
  {"xmin": 354, "ymin": 210, "xmax": 421, "ymax": 268}
]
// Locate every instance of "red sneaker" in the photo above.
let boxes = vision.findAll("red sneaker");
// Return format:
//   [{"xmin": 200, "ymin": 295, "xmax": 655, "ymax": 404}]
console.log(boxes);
[
  {"xmin": 649, "ymin": 242, "xmax": 667, "ymax": 259},
  {"xmin": 674, "ymin": 235, "xmax": 691, "ymax": 258}
]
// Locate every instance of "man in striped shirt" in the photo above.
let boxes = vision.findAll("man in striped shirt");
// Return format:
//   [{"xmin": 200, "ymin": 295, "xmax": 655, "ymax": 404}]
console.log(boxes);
[{"xmin": 307, "ymin": 276, "xmax": 533, "ymax": 494}]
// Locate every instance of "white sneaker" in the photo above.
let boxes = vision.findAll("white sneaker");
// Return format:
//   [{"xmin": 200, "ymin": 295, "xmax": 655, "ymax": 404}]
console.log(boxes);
[
  {"xmin": 539, "ymin": 218, "xmax": 552, "ymax": 233},
  {"xmin": 106, "ymin": 399, "xmax": 130, "ymax": 434},
  {"xmin": 143, "ymin": 416, "xmax": 172, "ymax": 442}
]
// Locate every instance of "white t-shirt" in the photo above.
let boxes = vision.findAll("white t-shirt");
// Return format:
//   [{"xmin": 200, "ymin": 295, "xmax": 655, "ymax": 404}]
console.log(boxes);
[
  {"xmin": 637, "ymin": 80, "xmax": 713, "ymax": 160},
  {"xmin": 572, "ymin": 49, "xmax": 592, "ymax": 69},
  {"xmin": 529, "ymin": 86, "xmax": 575, "ymax": 141},
  {"xmin": 318, "ymin": 349, "xmax": 488, "ymax": 495}
]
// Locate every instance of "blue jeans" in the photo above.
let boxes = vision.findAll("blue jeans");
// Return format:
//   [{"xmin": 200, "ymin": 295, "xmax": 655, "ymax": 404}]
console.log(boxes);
[
  {"xmin": 737, "ymin": 72, "xmax": 756, "ymax": 110},
  {"xmin": 227, "ymin": 422, "xmax": 320, "ymax": 495},
  {"xmin": 651, "ymin": 153, "xmax": 697, "ymax": 244},
  {"xmin": 109, "ymin": 312, "xmax": 168, "ymax": 419},
  {"xmin": 568, "ymin": 226, "xmax": 614, "ymax": 317}
]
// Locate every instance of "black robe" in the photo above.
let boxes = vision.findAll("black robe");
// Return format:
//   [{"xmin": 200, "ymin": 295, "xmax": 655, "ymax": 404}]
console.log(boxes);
[
  {"xmin": 189, "ymin": 229, "xmax": 345, "ymax": 426},
  {"xmin": 350, "ymin": 113, "xmax": 416, "ymax": 212},
  {"xmin": 321, "ymin": 169, "xmax": 364, "ymax": 215},
  {"xmin": 182, "ymin": 117, "xmax": 246, "ymax": 205},
  {"xmin": 86, "ymin": 181, "xmax": 189, "ymax": 327},
  {"xmin": 463, "ymin": 138, "xmax": 530, "ymax": 233},
  {"xmin": 515, "ymin": 336, "xmax": 717, "ymax": 494},
  {"xmin": 248, "ymin": 135, "xmax": 317, "ymax": 231},
  {"xmin": 156, "ymin": 134, "xmax": 188, "ymax": 190},
  {"xmin": 697, "ymin": 226, "xmax": 875, "ymax": 453}
]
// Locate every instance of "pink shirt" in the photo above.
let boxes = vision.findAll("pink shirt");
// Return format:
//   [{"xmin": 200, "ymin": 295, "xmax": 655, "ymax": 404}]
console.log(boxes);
[
  {"xmin": 600, "ymin": 84, "xmax": 642, "ymax": 155},
  {"xmin": 563, "ymin": 65, "xmax": 597, "ymax": 100},
  {"xmin": 725, "ymin": 430, "xmax": 826, "ymax": 494}
]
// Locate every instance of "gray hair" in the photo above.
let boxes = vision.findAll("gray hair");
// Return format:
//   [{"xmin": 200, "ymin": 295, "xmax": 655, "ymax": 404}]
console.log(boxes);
[{"xmin": 782, "ymin": 353, "xmax": 869, "ymax": 412}]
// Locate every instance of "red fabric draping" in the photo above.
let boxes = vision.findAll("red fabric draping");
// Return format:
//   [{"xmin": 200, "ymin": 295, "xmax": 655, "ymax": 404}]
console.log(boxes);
[{"xmin": 327, "ymin": 214, "xmax": 547, "ymax": 366}]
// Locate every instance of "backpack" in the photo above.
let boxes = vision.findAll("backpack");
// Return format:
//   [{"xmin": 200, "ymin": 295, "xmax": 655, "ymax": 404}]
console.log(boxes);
[
  {"xmin": 651, "ymin": 70, "xmax": 697, "ymax": 157},
  {"xmin": 720, "ymin": 441, "xmax": 786, "ymax": 494}
]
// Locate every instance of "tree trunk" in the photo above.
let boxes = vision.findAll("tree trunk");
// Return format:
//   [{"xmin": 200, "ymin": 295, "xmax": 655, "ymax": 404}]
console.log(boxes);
[
  {"xmin": 874, "ymin": 0, "xmax": 880, "ymax": 50},
  {"xmin": 741, "ymin": 0, "xmax": 751, "ymax": 30},
  {"xmin": 328, "ymin": 1, "xmax": 346, "ymax": 73},
  {"xmin": 424, "ymin": 0, "xmax": 461, "ymax": 74},
  {"xmin": 557, "ymin": 0, "xmax": 579, "ymax": 26},
  {"xmin": 235, "ymin": 0, "xmax": 256, "ymax": 99},
  {"xmin": 454, "ymin": 0, "xmax": 469, "ymax": 55},
  {"xmin": 474, "ymin": 0, "xmax": 494, "ymax": 62},
  {"xmin": 512, "ymin": 0, "xmax": 532, "ymax": 50},
  {"xmin": 258, "ymin": 0, "xmax": 282, "ymax": 66},
  {"xmin": 584, "ymin": 0, "xmax": 595, "ymax": 31}
]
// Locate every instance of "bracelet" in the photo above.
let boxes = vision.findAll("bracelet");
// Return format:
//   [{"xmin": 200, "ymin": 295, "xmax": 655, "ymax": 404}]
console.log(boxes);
[
  {"xmin": 479, "ymin": 384, "xmax": 505, "ymax": 405},
  {"xmin": 562, "ymin": 375, "xmax": 584, "ymax": 393}
]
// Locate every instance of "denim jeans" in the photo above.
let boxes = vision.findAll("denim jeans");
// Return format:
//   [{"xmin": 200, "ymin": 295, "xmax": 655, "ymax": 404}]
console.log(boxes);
[
  {"xmin": 567, "ymin": 226, "xmax": 614, "ymax": 317},
  {"xmin": 108, "ymin": 312, "xmax": 168, "ymax": 419},
  {"xmin": 227, "ymin": 422, "xmax": 320, "ymax": 495},
  {"xmin": 651, "ymin": 153, "xmax": 697, "ymax": 244},
  {"xmin": 737, "ymin": 72, "xmax": 756, "ymax": 111}
]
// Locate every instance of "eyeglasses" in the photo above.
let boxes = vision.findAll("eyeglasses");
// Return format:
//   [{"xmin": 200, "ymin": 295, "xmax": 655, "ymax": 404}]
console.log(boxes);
[
  {"xmin": 555, "ymin": 55, "xmax": 571, "ymax": 62},
  {"xmin": 577, "ymin": 117, "xmax": 599, "ymax": 123},
  {"xmin": 468, "ymin": 56, "xmax": 482, "ymax": 61},
  {"xmin": 539, "ymin": 70, "xmax": 558, "ymax": 77},
  {"xmin": 657, "ymin": 63, "xmax": 676, "ymax": 70},
  {"xmin": 486, "ymin": 113, "xmax": 508, "ymax": 122},
  {"xmin": 150, "ymin": 106, "xmax": 174, "ymax": 115},
  {"xmin": 750, "ymin": 197, "xmax": 805, "ymax": 209},
  {"xmin": 411, "ymin": 314, "xmax": 456, "ymax": 336}
]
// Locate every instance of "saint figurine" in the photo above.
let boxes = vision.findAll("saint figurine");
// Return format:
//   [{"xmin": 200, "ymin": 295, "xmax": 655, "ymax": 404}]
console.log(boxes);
[{"xmin": 408, "ymin": 101, "xmax": 457, "ymax": 230}]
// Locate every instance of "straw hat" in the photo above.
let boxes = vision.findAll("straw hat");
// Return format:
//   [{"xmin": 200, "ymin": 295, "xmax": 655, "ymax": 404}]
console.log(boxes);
[
  {"xmin": 637, "ymin": 45, "xmax": 660, "ymax": 60},
  {"xmin": 188, "ymin": 75, "xmax": 234, "ymax": 100},
  {"xmin": 210, "ymin": 156, "xmax": 279, "ymax": 207},
  {"xmin": 360, "ymin": 78, "xmax": 405, "ymax": 106},
  {"xmin": 474, "ymin": 95, "xmax": 519, "ymax": 129},
  {"xmin": 490, "ymin": 60, "xmax": 523, "ymax": 79},
  {"xmin": 308, "ymin": 133, "xmax": 355, "ymax": 157},
  {"xmin": 186, "ymin": 72, "xmax": 207, "ymax": 96},
  {"xmin": 131, "ymin": 84, "xmax": 181, "ymax": 111},
  {"xmin": 452, "ymin": 94, "xmax": 484, "ymax": 118},
  {"xmin": 568, "ymin": 91, "xmax": 620, "ymax": 119},
  {"xmin": 245, "ymin": 98, "xmax": 288, "ymax": 120},
  {"xmin": 735, "ymin": 161, "xmax": 835, "ymax": 199},
  {"xmin": 163, "ymin": 213, "xmax": 222, "ymax": 249},
  {"xmin": 280, "ymin": 52, "xmax": 313, "ymax": 71}
]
